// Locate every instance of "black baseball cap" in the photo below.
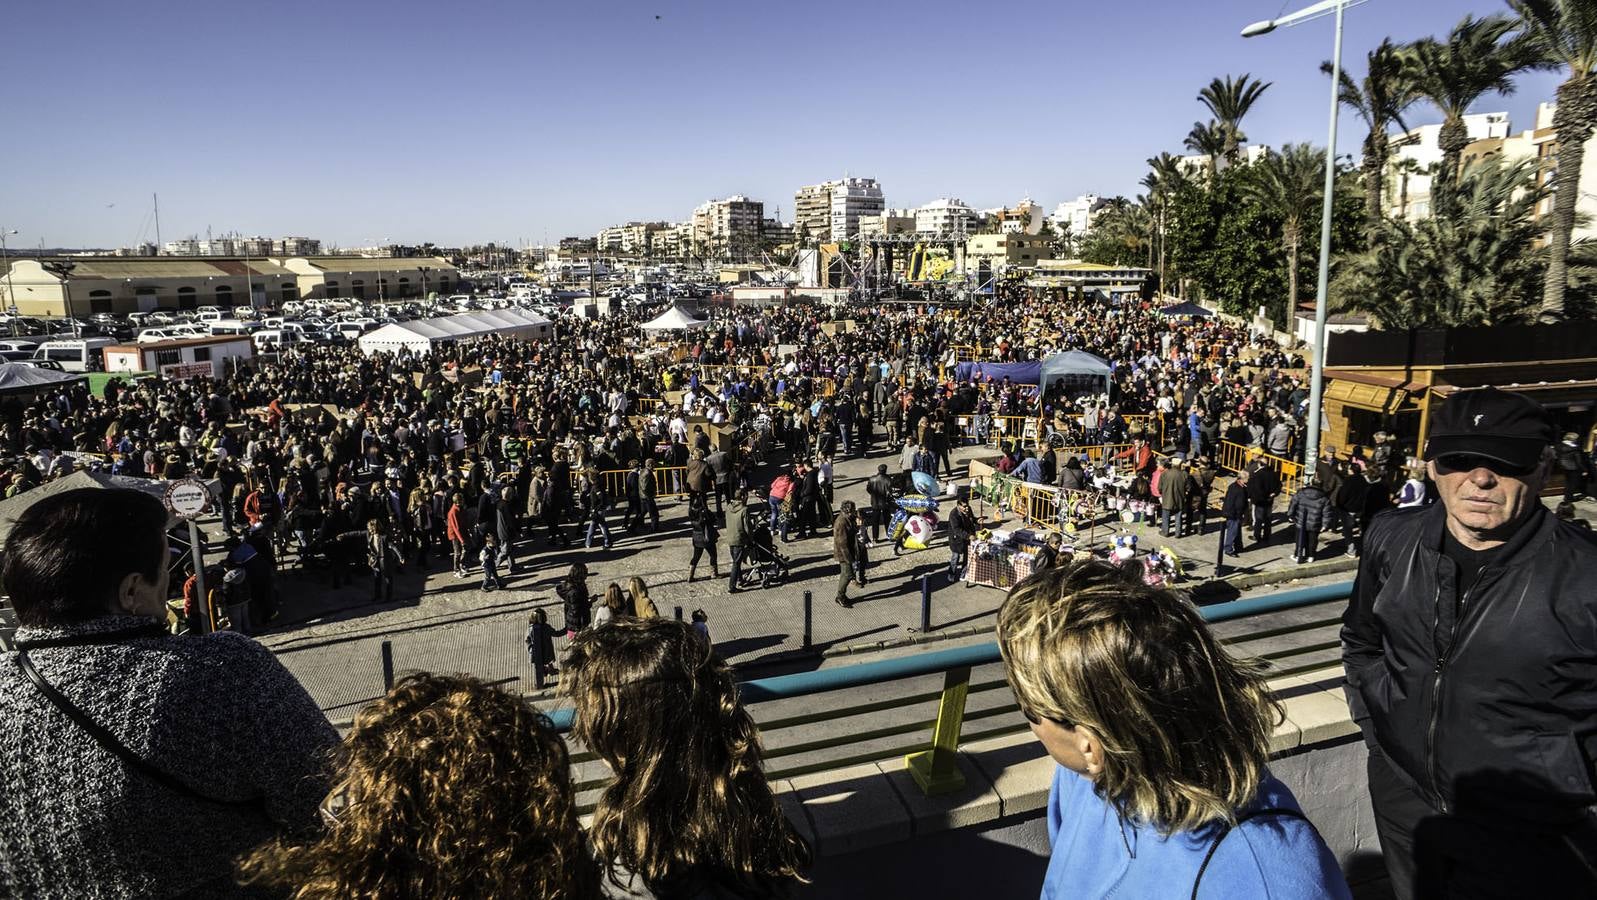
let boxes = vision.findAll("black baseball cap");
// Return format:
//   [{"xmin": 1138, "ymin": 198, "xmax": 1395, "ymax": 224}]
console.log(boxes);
[{"xmin": 1422, "ymin": 387, "xmax": 1554, "ymax": 469}]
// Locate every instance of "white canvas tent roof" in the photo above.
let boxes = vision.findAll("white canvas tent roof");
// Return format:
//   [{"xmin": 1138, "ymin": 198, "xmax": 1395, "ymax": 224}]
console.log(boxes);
[
  {"xmin": 1039, "ymin": 350, "xmax": 1113, "ymax": 393},
  {"xmin": 640, "ymin": 306, "xmax": 709, "ymax": 333},
  {"xmin": 357, "ymin": 309, "xmax": 552, "ymax": 356}
]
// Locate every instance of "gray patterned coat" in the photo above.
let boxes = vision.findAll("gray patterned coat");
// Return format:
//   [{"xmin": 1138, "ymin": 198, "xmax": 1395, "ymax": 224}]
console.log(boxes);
[{"xmin": 0, "ymin": 614, "xmax": 338, "ymax": 898}]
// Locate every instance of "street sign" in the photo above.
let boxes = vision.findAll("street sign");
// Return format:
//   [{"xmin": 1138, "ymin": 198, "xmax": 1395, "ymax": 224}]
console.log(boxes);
[{"xmin": 163, "ymin": 478, "xmax": 210, "ymax": 519}]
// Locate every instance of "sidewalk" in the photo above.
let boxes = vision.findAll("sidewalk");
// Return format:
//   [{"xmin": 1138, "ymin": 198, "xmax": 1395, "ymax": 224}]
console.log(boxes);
[{"xmin": 256, "ymin": 441, "xmax": 1357, "ymax": 716}]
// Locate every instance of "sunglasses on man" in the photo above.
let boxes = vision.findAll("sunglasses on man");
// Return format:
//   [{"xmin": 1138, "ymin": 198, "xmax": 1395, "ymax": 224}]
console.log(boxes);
[{"xmin": 1433, "ymin": 453, "xmax": 1538, "ymax": 479}]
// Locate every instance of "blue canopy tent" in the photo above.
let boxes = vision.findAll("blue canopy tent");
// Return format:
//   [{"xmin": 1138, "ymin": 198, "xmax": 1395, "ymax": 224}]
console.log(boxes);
[
  {"xmin": 1039, "ymin": 350, "xmax": 1113, "ymax": 396},
  {"xmin": 952, "ymin": 360, "xmax": 1042, "ymax": 385},
  {"xmin": 1158, "ymin": 300, "xmax": 1215, "ymax": 318}
]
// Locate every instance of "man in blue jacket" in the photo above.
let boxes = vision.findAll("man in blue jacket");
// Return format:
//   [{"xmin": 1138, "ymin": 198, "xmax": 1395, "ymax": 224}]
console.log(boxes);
[{"xmin": 1341, "ymin": 387, "xmax": 1597, "ymax": 899}]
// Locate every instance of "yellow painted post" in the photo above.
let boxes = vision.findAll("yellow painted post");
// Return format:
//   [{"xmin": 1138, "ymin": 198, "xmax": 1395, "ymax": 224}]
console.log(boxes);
[{"xmin": 904, "ymin": 665, "xmax": 971, "ymax": 795}]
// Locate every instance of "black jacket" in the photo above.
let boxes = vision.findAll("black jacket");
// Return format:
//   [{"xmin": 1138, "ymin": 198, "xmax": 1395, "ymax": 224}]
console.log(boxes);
[
  {"xmin": 948, "ymin": 505, "xmax": 978, "ymax": 552},
  {"xmin": 866, "ymin": 473, "xmax": 895, "ymax": 509},
  {"xmin": 1221, "ymin": 482, "xmax": 1250, "ymax": 520},
  {"xmin": 1245, "ymin": 465, "xmax": 1281, "ymax": 504},
  {"xmin": 1342, "ymin": 503, "xmax": 1597, "ymax": 824}
]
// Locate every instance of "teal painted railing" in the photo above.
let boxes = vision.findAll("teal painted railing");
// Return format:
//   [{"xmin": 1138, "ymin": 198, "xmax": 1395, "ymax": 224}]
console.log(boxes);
[{"xmin": 549, "ymin": 579, "xmax": 1354, "ymax": 797}]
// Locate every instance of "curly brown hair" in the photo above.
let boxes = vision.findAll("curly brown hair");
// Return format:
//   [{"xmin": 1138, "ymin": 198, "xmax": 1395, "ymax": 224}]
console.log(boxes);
[
  {"xmin": 564, "ymin": 619, "xmax": 810, "ymax": 896},
  {"xmin": 238, "ymin": 673, "xmax": 598, "ymax": 900}
]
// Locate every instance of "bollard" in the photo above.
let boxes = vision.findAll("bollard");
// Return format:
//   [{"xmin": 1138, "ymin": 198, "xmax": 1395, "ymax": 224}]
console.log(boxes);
[
  {"xmin": 918, "ymin": 573, "xmax": 932, "ymax": 633},
  {"xmin": 380, "ymin": 640, "xmax": 395, "ymax": 692},
  {"xmin": 674, "ymin": 605, "xmax": 683, "ymax": 621},
  {"xmin": 530, "ymin": 625, "xmax": 546, "ymax": 690},
  {"xmin": 802, "ymin": 590, "xmax": 812, "ymax": 650},
  {"xmin": 1215, "ymin": 516, "xmax": 1229, "ymax": 577},
  {"xmin": 904, "ymin": 665, "xmax": 971, "ymax": 795}
]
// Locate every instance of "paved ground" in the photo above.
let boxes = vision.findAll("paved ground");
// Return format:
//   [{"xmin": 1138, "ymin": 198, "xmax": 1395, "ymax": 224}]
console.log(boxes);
[{"xmin": 247, "ymin": 440, "xmax": 1368, "ymax": 717}]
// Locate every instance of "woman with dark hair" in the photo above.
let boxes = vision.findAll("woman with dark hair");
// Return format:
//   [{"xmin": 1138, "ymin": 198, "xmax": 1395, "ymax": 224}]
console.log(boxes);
[
  {"xmin": 565, "ymin": 619, "xmax": 810, "ymax": 898},
  {"xmin": 997, "ymin": 560, "xmax": 1350, "ymax": 899},
  {"xmin": 687, "ymin": 495, "xmax": 720, "ymax": 583},
  {"xmin": 0, "ymin": 487, "xmax": 337, "ymax": 899},
  {"xmin": 556, "ymin": 561, "xmax": 593, "ymax": 636},
  {"xmin": 240, "ymin": 672, "xmax": 599, "ymax": 900}
]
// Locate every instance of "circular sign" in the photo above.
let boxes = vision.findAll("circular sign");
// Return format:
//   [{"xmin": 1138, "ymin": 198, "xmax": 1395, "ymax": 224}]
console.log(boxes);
[{"xmin": 163, "ymin": 478, "xmax": 210, "ymax": 519}]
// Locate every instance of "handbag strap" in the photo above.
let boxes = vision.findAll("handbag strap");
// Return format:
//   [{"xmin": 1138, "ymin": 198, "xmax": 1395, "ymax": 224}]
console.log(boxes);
[
  {"xmin": 14, "ymin": 649, "xmax": 260, "ymax": 809},
  {"xmin": 1191, "ymin": 806, "xmax": 1314, "ymax": 900}
]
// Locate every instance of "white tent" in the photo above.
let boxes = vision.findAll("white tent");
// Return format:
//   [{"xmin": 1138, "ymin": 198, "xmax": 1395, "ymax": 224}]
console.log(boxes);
[
  {"xmin": 357, "ymin": 309, "xmax": 553, "ymax": 356},
  {"xmin": 640, "ymin": 305, "xmax": 709, "ymax": 333},
  {"xmin": 1039, "ymin": 350, "xmax": 1113, "ymax": 395}
]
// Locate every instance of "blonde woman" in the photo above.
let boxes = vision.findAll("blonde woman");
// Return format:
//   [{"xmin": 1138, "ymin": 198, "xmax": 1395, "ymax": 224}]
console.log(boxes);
[
  {"xmin": 240, "ymin": 673, "xmax": 598, "ymax": 899},
  {"xmin": 565, "ymin": 619, "xmax": 809, "ymax": 897},
  {"xmin": 627, "ymin": 576, "xmax": 659, "ymax": 618},
  {"xmin": 997, "ymin": 561, "xmax": 1350, "ymax": 899}
]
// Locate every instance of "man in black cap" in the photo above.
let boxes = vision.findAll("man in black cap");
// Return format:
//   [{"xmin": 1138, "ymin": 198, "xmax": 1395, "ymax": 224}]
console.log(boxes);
[{"xmin": 1341, "ymin": 387, "xmax": 1597, "ymax": 899}]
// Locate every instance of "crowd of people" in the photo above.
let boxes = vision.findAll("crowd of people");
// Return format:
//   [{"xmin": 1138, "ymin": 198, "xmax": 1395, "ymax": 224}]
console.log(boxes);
[
  {"xmin": 0, "ymin": 290, "xmax": 1338, "ymax": 632},
  {"xmin": 2, "ymin": 382, "xmax": 1595, "ymax": 898}
]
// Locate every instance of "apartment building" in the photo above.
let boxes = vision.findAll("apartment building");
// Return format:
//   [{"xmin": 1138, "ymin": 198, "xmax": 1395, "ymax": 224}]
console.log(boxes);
[
  {"xmin": 1384, "ymin": 112, "xmax": 1511, "ymax": 220},
  {"xmin": 794, "ymin": 177, "xmax": 884, "ymax": 243},
  {"xmin": 913, "ymin": 198, "xmax": 977, "ymax": 235},
  {"xmin": 692, "ymin": 195, "xmax": 765, "ymax": 259}
]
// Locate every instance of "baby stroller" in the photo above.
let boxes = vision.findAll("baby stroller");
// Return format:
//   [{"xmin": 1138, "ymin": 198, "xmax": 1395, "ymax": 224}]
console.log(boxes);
[{"xmin": 738, "ymin": 521, "xmax": 792, "ymax": 589}]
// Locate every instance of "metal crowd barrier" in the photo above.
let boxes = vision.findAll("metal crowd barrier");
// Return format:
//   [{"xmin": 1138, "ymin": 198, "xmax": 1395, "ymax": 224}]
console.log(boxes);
[
  {"xmin": 545, "ymin": 580, "xmax": 1353, "ymax": 799},
  {"xmin": 1217, "ymin": 440, "xmax": 1303, "ymax": 493}
]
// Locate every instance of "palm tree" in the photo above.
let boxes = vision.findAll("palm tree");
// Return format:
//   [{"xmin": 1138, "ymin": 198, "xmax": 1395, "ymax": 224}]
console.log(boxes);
[
  {"xmin": 1406, "ymin": 14, "xmax": 1543, "ymax": 221},
  {"xmin": 1197, "ymin": 74, "xmax": 1272, "ymax": 164},
  {"xmin": 1143, "ymin": 153, "xmax": 1186, "ymax": 294},
  {"xmin": 1334, "ymin": 157, "xmax": 1546, "ymax": 327},
  {"xmin": 1240, "ymin": 145, "xmax": 1326, "ymax": 321},
  {"xmin": 1322, "ymin": 39, "xmax": 1421, "ymax": 235},
  {"xmin": 1183, "ymin": 121, "xmax": 1228, "ymax": 176},
  {"xmin": 1509, "ymin": 0, "xmax": 1597, "ymax": 322}
]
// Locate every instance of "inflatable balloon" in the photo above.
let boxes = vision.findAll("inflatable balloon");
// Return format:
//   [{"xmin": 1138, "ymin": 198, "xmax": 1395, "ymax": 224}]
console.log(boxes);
[
  {"xmin": 910, "ymin": 470, "xmax": 941, "ymax": 496},
  {"xmin": 903, "ymin": 512, "xmax": 939, "ymax": 550}
]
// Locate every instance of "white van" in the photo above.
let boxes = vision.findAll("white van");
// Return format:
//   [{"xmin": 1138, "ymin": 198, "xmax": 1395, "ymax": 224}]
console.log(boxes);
[
  {"xmin": 32, "ymin": 338, "xmax": 115, "ymax": 373},
  {"xmin": 194, "ymin": 307, "xmax": 224, "ymax": 322},
  {"xmin": 252, "ymin": 329, "xmax": 308, "ymax": 353}
]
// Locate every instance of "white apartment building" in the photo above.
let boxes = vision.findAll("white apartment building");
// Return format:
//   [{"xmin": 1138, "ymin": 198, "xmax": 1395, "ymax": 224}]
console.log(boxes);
[
  {"xmin": 829, "ymin": 178, "xmax": 885, "ymax": 242},
  {"xmin": 1175, "ymin": 144, "xmax": 1273, "ymax": 176},
  {"xmin": 914, "ymin": 198, "xmax": 976, "ymax": 235},
  {"xmin": 1048, "ymin": 194, "xmax": 1103, "ymax": 236},
  {"xmin": 794, "ymin": 177, "xmax": 885, "ymax": 243},
  {"xmin": 1385, "ymin": 112, "xmax": 1511, "ymax": 220}
]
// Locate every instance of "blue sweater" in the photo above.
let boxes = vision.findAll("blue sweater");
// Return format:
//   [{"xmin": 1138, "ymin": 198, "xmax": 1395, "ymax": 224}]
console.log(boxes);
[{"xmin": 1043, "ymin": 766, "xmax": 1351, "ymax": 899}]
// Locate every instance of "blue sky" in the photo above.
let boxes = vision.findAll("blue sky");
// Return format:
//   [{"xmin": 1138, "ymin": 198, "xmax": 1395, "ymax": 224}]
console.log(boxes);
[{"xmin": 0, "ymin": 0, "xmax": 1567, "ymax": 249}]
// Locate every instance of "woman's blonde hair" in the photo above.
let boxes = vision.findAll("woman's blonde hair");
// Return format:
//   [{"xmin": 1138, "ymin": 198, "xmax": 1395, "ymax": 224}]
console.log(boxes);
[
  {"xmin": 627, "ymin": 576, "xmax": 658, "ymax": 618},
  {"xmin": 239, "ymin": 673, "xmax": 597, "ymax": 899},
  {"xmin": 564, "ymin": 619, "xmax": 809, "ymax": 895},
  {"xmin": 996, "ymin": 560, "xmax": 1282, "ymax": 835}
]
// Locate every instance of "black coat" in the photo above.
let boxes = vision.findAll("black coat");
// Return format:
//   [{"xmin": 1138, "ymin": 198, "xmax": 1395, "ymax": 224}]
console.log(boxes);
[
  {"xmin": 1221, "ymin": 482, "xmax": 1250, "ymax": 520},
  {"xmin": 1245, "ymin": 465, "xmax": 1281, "ymax": 504},
  {"xmin": 1342, "ymin": 504, "xmax": 1597, "ymax": 824},
  {"xmin": 948, "ymin": 505, "xmax": 978, "ymax": 553}
]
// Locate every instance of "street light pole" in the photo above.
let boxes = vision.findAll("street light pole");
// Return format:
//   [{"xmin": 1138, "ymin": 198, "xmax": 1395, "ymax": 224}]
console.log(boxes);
[
  {"xmin": 0, "ymin": 229, "xmax": 18, "ymax": 337},
  {"xmin": 1243, "ymin": 0, "xmax": 1363, "ymax": 478}
]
